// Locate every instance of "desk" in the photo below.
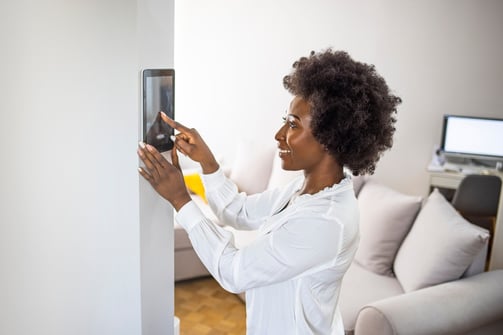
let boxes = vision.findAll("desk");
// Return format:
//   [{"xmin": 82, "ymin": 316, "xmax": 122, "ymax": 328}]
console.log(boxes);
[{"xmin": 428, "ymin": 170, "xmax": 503, "ymax": 270}]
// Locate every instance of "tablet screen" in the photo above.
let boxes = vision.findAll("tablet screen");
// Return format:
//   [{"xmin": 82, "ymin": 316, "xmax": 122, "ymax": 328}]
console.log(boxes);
[{"xmin": 142, "ymin": 69, "xmax": 174, "ymax": 152}]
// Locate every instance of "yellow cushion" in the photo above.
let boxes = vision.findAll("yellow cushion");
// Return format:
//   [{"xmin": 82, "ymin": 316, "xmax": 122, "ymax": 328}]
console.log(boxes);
[{"xmin": 183, "ymin": 173, "xmax": 207, "ymax": 203}]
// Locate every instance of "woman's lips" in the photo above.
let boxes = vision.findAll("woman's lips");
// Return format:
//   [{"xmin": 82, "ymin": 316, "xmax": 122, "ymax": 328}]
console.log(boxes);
[{"xmin": 278, "ymin": 149, "xmax": 291, "ymax": 157}]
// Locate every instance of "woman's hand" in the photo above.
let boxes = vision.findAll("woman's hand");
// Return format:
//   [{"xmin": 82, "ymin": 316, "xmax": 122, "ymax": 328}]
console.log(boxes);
[
  {"xmin": 160, "ymin": 112, "xmax": 219, "ymax": 174},
  {"xmin": 137, "ymin": 142, "xmax": 191, "ymax": 211}
]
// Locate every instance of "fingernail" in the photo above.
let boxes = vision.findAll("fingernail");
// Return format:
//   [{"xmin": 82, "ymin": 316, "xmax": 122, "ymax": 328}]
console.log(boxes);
[
  {"xmin": 160, "ymin": 111, "xmax": 167, "ymax": 117},
  {"xmin": 139, "ymin": 141, "xmax": 146, "ymax": 149},
  {"xmin": 146, "ymin": 144, "xmax": 154, "ymax": 152},
  {"xmin": 170, "ymin": 135, "xmax": 176, "ymax": 142}
]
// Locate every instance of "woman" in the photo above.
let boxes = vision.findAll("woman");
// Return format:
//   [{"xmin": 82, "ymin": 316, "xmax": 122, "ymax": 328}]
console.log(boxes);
[{"xmin": 137, "ymin": 49, "xmax": 400, "ymax": 334}]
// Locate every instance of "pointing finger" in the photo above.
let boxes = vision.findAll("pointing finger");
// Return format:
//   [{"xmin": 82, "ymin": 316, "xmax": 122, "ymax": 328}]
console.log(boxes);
[{"xmin": 160, "ymin": 112, "xmax": 191, "ymax": 133}]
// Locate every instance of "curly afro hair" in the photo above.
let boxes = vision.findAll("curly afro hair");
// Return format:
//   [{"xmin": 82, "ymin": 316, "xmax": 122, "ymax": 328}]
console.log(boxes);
[{"xmin": 283, "ymin": 49, "xmax": 401, "ymax": 176}]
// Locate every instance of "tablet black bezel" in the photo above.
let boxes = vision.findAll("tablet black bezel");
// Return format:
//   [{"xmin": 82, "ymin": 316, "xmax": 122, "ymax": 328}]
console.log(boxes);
[{"xmin": 142, "ymin": 68, "xmax": 175, "ymax": 153}]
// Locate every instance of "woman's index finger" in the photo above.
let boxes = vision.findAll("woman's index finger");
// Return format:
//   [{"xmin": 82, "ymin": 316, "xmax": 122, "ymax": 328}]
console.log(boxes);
[{"xmin": 160, "ymin": 112, "xmax": 190, "ymax": 133}]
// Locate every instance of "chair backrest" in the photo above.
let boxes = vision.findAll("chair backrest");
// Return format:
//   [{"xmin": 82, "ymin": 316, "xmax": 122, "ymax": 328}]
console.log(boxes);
[{"xmin": 452, "ymin": 174, "xmax": 502, "ymax": 217}]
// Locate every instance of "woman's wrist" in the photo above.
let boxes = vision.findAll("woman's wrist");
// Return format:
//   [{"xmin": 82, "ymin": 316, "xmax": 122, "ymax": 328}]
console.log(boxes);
[
  {"xmin": 171, "ymin": 194, "xmax": 192, "ymax": 212},
  {"xmin": 201, "ymin": 158, "xmax": 219, "ymax": 175}
]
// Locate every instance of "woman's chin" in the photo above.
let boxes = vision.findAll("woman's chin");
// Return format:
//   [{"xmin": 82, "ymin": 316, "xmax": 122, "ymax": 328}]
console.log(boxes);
[{"xmin": 280, "ymin": 162, "xmax": 299, "ymax": 172}]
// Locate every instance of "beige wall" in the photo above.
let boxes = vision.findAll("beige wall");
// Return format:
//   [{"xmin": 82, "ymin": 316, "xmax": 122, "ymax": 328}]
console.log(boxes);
[{"xmin": 174, "ymin": 0, "xmax": 503, "ymax": 197}]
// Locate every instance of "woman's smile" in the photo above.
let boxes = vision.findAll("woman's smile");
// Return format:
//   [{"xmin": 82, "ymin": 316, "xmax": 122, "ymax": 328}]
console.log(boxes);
[{"xmin": 278, "ymin": 148, "xmax": 292, "ymax": 157}]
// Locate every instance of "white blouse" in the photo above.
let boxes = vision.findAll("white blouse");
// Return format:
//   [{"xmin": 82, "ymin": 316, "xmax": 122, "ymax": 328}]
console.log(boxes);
[{"xmin": 176, "ymin": 168, "xmax": 359, "ymax": 335}]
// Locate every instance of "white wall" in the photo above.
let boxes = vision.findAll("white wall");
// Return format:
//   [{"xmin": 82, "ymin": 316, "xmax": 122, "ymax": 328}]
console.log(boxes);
[
  {"xmin": 174, "ymin": 0, "xmax": 503, "ymax": 197},
  {"xmin": 0, "ymin": 0, "xmax": 174, "ymax": 334},
  {"xmin": 138, "ymin": 0, "xmax": 175, "ymax": 334}
]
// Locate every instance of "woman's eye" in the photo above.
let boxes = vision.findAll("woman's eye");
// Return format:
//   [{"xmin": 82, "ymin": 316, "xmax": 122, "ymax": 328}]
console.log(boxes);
[
  {"xmin": 282, "ymin": 115, "xmax": 296, "ymax": 128},
  {"xmin": 287, "ymin": 118, "xmax": 297, "ymax": 128}
]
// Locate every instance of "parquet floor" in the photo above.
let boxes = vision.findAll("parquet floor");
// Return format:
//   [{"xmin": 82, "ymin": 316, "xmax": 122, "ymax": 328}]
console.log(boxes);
[{"xmin": 175, "ymin": 276, "xmax": 246, "ymax": 335}]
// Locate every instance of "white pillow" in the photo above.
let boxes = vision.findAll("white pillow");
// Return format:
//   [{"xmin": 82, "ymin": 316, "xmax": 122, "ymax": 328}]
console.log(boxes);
[
  {"xmin": 354, "ymin": 180, "xmax": 422, "ymax": 276},
  {"xmin": 394, "ymin": 189, "xmax": 490, "ymax": 292},
  {"xmin": 229, "ymin": 139, "xmax": 276, "ymax": 194},
  {"xmin": 352, "ymin": 175, "xmax": 366, "ymax": 197}
]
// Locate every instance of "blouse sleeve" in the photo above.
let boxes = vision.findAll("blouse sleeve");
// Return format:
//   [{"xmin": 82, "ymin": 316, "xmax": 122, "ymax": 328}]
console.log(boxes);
[
  {"xmin": 201, "ymin": 168, "xmax": 291, "ymax": 231},
  {"xmin": 176, "ymin": 201, "xmax": 344, "ymax": 294}
]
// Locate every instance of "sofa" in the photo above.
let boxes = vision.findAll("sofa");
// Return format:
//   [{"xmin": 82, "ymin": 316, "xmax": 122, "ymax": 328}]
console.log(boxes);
[
  {"xmin": 174, "ymin": 141, "xmax": 503, "ymax": 334},
  {"xmin": 340, "ymin": 178, "xmax": 503, "ymax": 335}
]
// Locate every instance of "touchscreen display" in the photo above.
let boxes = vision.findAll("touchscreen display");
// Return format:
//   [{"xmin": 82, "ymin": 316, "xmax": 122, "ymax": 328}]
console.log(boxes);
[{"xmin": 142, "ymin": 69, "xmax": 174, "ymax": 152}]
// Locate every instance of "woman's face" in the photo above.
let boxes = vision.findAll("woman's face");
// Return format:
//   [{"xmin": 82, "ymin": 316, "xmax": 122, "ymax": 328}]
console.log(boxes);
[{"xmin": 274, "ymin": 96, "xmax": 327, "ymax": 172}]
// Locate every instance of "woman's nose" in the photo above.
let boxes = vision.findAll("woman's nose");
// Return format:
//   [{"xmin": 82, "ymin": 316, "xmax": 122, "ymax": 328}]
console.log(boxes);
[{"xmin": 274, "ymin": 125, "xmax": 286, "ymax": 141}]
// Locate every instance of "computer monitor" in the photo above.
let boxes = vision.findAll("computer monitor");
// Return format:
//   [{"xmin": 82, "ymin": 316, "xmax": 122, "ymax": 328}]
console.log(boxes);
[{"xmin": 440, "ymin": 114, "xmax": 503, "ymax": 166}]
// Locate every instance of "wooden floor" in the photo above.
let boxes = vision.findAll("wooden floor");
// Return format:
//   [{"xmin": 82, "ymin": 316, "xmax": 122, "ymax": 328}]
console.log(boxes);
[{"xmin": 175, "ymin": 276, "xmax": 246, "ymax": 335}]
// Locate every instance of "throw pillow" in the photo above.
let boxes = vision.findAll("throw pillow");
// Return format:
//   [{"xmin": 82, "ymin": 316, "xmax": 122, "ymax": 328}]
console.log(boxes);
[
  {"xmin": 354, "ymin": 180, "xmax": 422, "ymax": 276},
  {"xmin": 184, "ymin": 173, "xmax": 207, "ymax": 203},
  {"xmin": 352, "ymin": 175, "xmax": 366, "ymax": 197},
  {"xmin": 394, "ymin": 189, "xmax": 490, "ymax": 292},
  {"xmin": 229, "ymin": 139, "xmax": 276, "ymax": 194}
]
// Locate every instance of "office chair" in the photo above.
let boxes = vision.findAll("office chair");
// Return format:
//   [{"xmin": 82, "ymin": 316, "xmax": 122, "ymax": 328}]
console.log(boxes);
[
  {"xmin": 451, "ymin": 174, "xmax": 502, "ymax": 268},
  {"xmin": 451, "ymin": 174, "xmax": 502, "ymax": 219}
]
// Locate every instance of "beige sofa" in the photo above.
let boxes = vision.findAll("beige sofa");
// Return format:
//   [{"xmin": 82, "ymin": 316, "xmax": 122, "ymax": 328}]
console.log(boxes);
[
  {"xmin": 174, "ymin": 144, "xmax": 503, "ymax": 334},
  {"xmin": 340, "ymin": 177, "xmax": 503, "ymax": 335},
  {"xmin": 174, "ymin": 195, "xmax": 216, "ymax": 281}
]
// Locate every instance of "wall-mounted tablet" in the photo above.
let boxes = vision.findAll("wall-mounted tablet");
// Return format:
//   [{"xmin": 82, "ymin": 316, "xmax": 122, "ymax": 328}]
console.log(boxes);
[{"xmin": 142, "ymin": 69, "xmax": 174, "ymax": 152}]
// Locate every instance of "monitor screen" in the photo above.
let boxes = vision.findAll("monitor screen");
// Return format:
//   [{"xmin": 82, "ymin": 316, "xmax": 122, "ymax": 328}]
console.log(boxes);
[
  {"xmin": 441, "ymin": 115, "xmax": 503, "ymax": 160},
  {"xmin": 142, "ymin": 69, "xmax": 174, "ymax": 152}
]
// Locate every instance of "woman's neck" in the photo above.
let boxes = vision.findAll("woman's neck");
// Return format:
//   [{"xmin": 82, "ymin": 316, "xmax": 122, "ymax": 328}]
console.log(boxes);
[{"xmin": 300, "ymin": 162, "xmax": 344, "ymax": 195}]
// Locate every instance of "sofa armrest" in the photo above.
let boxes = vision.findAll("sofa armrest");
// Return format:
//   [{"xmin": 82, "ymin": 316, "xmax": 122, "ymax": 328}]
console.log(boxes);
[{"xmin": 354, "ymin": 270, "xmax": 503, "ymax": 335}]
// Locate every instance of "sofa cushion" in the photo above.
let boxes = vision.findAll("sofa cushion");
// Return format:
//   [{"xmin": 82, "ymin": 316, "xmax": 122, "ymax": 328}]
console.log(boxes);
[
  {"xmin": 339, "ymin": 262, "xmax": 404, "ymax": 332},
  {"xmin": 174, "ymin": 245, "xmax": 210, "ymax": 281},
  {"xmin": 354, "ymin": 180, "xmax": 422, "ymax": 276},
  {"xmin": 355, "ymin": 270, "xmax": 503, "ymax": 335},
  {"xmin": 352, "ymin": 175, "xmax": 366, "ymax": 197},
  {"xmin": 229, "ymin": 139, "xmax": 276, "ymax": 194},
  {"xmin": 394, "ymin": 189, "xmax": 490, "ymax": 292},
  {"xmin": 174, "ymin": 222, "xmax": 193, "ymax": 250}
]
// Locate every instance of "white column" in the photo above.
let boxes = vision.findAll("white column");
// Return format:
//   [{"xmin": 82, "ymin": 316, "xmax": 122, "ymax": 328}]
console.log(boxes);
[{"xmin": 138, "ymin": 0, "xmax": 176, "ymax": 334}]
